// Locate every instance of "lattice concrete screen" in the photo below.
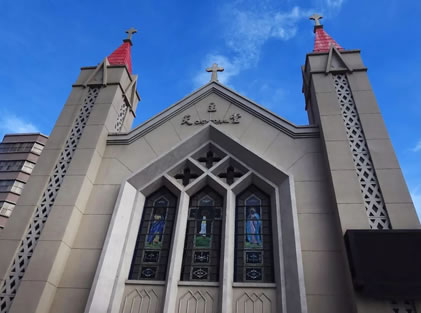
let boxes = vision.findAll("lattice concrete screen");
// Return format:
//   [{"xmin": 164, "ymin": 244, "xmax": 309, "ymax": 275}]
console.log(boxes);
[
  {"xmin": 0, "ymin": 87, "xmax": 100, "ymax": 313},
  {"xmin": 115, "ymin": 101, "xmax": 129, "ymax": 132},
  {"xmin": 332, "ymin": 74, "xmax": 390, "ymax": 230}
]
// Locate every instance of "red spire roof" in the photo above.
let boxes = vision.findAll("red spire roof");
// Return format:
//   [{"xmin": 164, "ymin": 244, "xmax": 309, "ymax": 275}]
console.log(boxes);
[
  {"xmin": 107, "ymin": 40, "xmax": 133, "ymax": 73},
  {"xmin": 313, "ymin": 26, "xmax": 344, "ymax": 53}
]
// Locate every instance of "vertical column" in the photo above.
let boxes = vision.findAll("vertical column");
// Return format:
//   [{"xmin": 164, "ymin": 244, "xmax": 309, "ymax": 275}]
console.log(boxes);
[
  {"xmin": 0, "ymin": 64, "xmax": 138, "ymax": 313},
  {"xmin": 0, "ymin": 86, "xmax": 100, "ymax": 313},
  {"xmin": 85, "ymin": 182, "xmax": 140, "ymax": 313},
  {"xmin": 303, "ymin": 49, "xmax": 419, "ymax": 312},
  {"xmin": 162, "ymin": 192, "xmax": 190, "ymax": 313},
  {"xmin": 220, "ymin": 190, "xmax": 235, "ymax": 313}
]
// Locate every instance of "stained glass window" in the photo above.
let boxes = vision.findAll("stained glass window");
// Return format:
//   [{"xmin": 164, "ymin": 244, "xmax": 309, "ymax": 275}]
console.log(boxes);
[
  {"xmin": 181, "ymin": 187, "xmax": 223, "ymax": 282},
  {"xmin": 129, "ymin": 187, "xmax": 177, "ymax": 280},
  {"xmin": 235, "ymin": 185, "xmax": 274, "ymax": 282}
]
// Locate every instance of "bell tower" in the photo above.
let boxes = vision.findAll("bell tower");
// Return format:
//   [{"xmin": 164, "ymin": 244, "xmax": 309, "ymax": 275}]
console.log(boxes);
[
  {"xmin": 0, "ymin": 29, "xmax": 140, "ymax": 313},
  {"xmin": 303, "ymin": 15, "xmax": 420, "ymax": 312}
]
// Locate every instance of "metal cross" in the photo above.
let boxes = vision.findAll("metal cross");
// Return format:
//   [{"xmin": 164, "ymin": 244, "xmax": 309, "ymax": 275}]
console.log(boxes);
[
  {"xmin": 125, "ymin": 27, "xmax": 138, "ymax": 40},
  {"xmin": 309, "ymin": 14, "xmax": 323, "ymax": 26},
  {"xmin": 198, "ymin": 151, "xmax": 221, "ymax": 169},
  {"xmin": 206, "ymin": 63, "xmax": 224, "ymax": 82},
  {"xmin": 174, "ymin": 167, "xmax": 199, "ymax": 186},
  {"xmin": 218, "ymin": 166, "xmax": 243, "ymax": 185}
]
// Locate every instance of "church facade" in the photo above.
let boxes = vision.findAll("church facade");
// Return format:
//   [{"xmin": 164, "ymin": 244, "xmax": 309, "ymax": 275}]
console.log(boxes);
[{"xmin": 0, "ymin": 20, "xmax": 419, "ymax": 313}]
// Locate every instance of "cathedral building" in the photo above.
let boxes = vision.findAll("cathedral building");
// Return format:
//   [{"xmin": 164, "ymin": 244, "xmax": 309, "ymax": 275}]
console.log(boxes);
[{"xmin": 0, "ymin": 17, "xmax": 420, "ymax": 313}]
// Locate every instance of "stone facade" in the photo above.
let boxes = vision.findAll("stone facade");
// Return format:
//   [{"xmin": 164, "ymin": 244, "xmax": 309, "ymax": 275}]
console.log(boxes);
[{"xmin": 0, "ymin": 31, "xmax": 419, "ymax": 313}]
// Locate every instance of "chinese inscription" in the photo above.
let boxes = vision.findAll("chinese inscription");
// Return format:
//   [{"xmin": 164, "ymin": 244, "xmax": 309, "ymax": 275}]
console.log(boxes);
[{"xmin": 181, "ymin": 103, "xmax": 242, "ymax": 126}]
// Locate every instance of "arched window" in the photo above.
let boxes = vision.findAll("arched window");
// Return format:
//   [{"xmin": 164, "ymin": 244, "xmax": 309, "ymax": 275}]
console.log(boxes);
[
  {"xmin": 181, "ymin": 187, "xmax": 223, "ymax": 281},
  {"xmin": 235, "ymin": 185, "xmax": 274, "ymax": 282},
  {"xmin": 129, "ymin": 187, "xmax": 177, "ymax": 280}
]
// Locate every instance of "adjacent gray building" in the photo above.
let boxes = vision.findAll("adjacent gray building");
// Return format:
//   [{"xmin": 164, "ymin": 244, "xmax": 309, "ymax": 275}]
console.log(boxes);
[
  {"xmin": 0, "ymin": 19, "xmax": 419, "ymax": 313},
  {"xmin": 0, "ymin": 133, "xmax": 47, "ymax": 229}
]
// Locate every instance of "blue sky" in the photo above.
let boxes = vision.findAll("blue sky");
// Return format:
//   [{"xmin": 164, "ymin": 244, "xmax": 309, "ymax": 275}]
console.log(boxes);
[{"xmin": 0, "ymin": 0, "xmax": 420, "ymax": 215}]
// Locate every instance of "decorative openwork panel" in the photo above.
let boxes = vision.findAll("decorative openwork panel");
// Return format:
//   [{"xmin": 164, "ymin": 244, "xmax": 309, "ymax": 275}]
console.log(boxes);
[
  {"xmin": 115, "ymin": 101, "xmax": 129, "ymax": 132},
  {"xmin": 235, "ymin": 185, "xmax": 274, "ymax": 282},
  {"xmin": 129, "ymin": 187, "xmax": 177, "ymax": 281},
  {"xmin": 332, "ymin": 74, "xmax": 390, "ymax": 230},
  {"xmin": 181, "ymin": 187, "xmax": 223, "ymax": 282},
  {"xmin": 0, "ymin": 87, "xmax": 100, "ymax": 313}
]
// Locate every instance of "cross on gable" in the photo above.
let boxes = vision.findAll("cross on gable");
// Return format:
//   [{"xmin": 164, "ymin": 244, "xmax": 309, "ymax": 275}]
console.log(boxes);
[
  {"xmin": 218, "ymin": 166, "xmax": 243, "ymax": 185},
  {"xmin": 198, "ymin": 151, "xmax": 222, "ymax": 169},
  {"xmin": 174, "ymin": 167, "xmax": 199, "ymax": 186},
  {"xmin": 309, "ymin": 13, "xmax": 323, "ymax": 26},
  {"xmin": 125, "ymin": 27, "xmax": 138, "ymax": 40},
  {"xmin": 206, "ymin": 63, "xmax": 224, "ymax": 82}
]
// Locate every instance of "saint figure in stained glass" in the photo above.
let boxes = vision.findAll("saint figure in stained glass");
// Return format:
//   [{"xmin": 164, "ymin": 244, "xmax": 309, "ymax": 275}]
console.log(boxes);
[
  {"xmin": 195, "ymin": 209, "xmax": 211, "ymax": 247},
  {"xmin": 245, "ymin": 196, "xmax": 262, "ymax": 248},
  {"xmin": 129, "ymin": 188, "xmax": 177, "ymax": 281},
  {"xmin": 199, "ymin": 216, "xmax": 207, "ymax": 235},
  {"xmin": 235, "ymin": 187, "xmax": 274, "ymax": 282},
  {"xmin": 181, "ymin": 187, "xmax": 223, "ymax": 282},
  {"xmin": 246, "ymin": 207, "xmax": 262, "ymax": 246},
  {"xmin": 146, "ymin": 198, "xmax": 168, "ymax": 248},
  {"xmin": 146, "ymin": 210, "xmax": 165, "ymax": 247}
]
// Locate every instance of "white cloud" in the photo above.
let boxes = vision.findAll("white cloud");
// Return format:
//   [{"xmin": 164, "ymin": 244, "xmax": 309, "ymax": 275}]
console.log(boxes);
[
  {"xmin": 193, "ymin": 6, "xmax": 313, "ymax": 87},
  {"xmin": 0, "ymin": 113, "xmax": 39, "ymax": 138},
  {"xmin": 326, "ymin": 0, "xmax": 345, "ymax": 9},
  {"xmin": 412, "ymin": 139, "xmax": 421, "ymax": 152},
  {"xmin": 225, "ymin": 6, "xmax": 309, "ymax": 67}
]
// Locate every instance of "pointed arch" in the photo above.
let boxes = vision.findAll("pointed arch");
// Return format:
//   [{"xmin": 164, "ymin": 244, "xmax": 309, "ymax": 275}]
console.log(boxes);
[
  {"xmin": 235, "ymin": 185, "xmax": 275, "ymax": 282},
  {"xmin": 128, "ymin": 186, "xmax": 178, "ymax": 280},
  {"xmin": 181, "ymin": 186, "xmax": 224, "ymax": 282}
]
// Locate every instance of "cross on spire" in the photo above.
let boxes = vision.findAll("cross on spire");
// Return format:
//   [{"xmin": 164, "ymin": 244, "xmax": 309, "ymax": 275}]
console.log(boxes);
[
  {"xmin": 218, "ymin": 166, "xmax": 243, "ymax": 185},
  {"xmin": 206, "ymin": 63, "xmax": 224, "ymax": 82},
  {"xmin": 309, "ymin": 13, "xmax": 323, "ymax": 26},
  {"xmin": 125, "ymin": 27, "xmax": 138, "ymax": 40},
  {"xmin": 198, "ymin": 151, "xmax": 222, "ymax": 169},
  {"xmin": 174, "ymin": 167, "xmax": 199, "ymax": 186}
]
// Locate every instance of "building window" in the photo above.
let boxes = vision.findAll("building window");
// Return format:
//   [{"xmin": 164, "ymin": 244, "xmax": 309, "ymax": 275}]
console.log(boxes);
[
  {"xmin": 181, "ymin": 186, "xmax": 223, "ymax": 282},
  {"xmin": 0, "ymin": 180, "xmax": 25, "ymax": 194},
  {"xmin": 129, "ymin": 187, "xmax": 178, "ymax": 281},
  {"xmin": 235, "ymin": 185, "xmax": 274, "ymax": 282},
  {"xmin": 0, "ymin": 142, "xmax": 36, "ymax": 153},
  {"xmin": 0, "ymin": 160, "xmax": 24, "ymax": 172},
  {"xmin": 0, "ymin": 202, "xmax": 15, "ymax": 217},
  {"xmin": 0, "ymin": 160, "xmax": 35, "ymax": 173}
]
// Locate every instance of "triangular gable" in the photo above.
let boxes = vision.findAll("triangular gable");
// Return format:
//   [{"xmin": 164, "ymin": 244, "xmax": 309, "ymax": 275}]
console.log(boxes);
[
  {"xmin": 325, "ymin": 45, "xmax": 353, "ymax": 73},
  {"xmin": 108, "ymin": 81, "xmax": 319, "ymax": 144},
  {"xmin": 82, "ymin": 58, "xmax": 109, "ymax": 87}
]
